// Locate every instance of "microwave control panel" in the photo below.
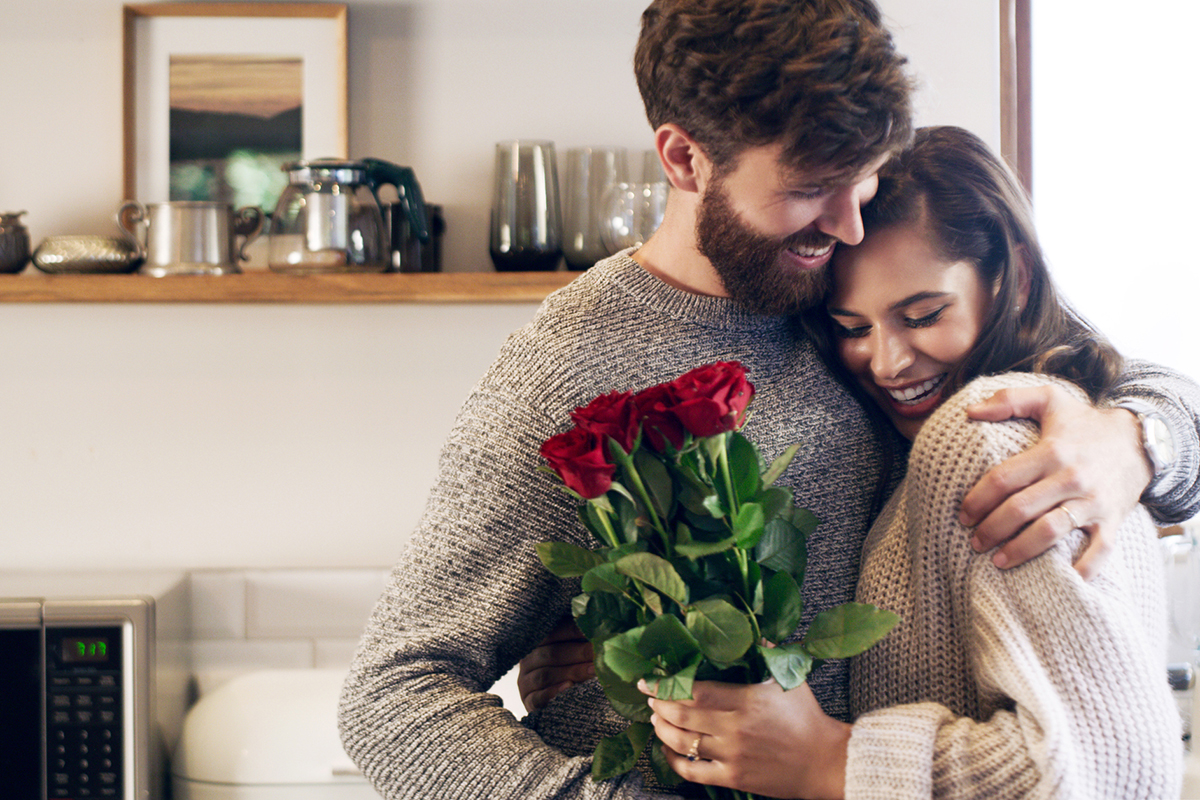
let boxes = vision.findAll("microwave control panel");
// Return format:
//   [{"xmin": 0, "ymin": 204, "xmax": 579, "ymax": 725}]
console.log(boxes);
[{"xmin": 45, "ymin": 626, "xmax": 124, "ymax": 800}]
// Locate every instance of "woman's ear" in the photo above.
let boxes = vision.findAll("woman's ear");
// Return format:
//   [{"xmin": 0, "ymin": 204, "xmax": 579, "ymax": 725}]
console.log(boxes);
[
  {"xmin": 655, "ymin": 124, "xmax": 709, "ymax": 193},
  {"xmin": 1014, "ymin": 245, "xmax": 1032, "ymax": 309}
]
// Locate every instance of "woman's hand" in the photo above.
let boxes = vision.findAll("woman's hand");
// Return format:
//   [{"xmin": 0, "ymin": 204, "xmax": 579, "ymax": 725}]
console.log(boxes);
[
  {"xmin": 961, "ymin": 384, "xmax": 1150, "ymax": 579},
  {"xmin": 641, "ymin": 678, "xmax": 850, "ymax": 800},
  {"xmin": 517, "ymin": 616, "xmax": 594, "ymax": 713}
]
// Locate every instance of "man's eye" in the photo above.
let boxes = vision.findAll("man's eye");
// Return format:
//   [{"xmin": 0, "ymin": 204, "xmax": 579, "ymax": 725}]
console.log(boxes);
[{"xmin": 905, "ymin": 308, "xmax": 946, "ymax": 329}]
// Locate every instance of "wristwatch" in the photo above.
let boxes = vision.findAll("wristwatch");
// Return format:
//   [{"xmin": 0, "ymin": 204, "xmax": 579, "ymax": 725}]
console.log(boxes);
[{"xmin": 1118, "ymin": 402, "xmax": 1177, "ymax": 479}]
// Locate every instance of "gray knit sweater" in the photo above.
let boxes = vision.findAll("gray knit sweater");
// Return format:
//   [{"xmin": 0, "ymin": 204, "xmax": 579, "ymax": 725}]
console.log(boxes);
[
  {"xmin": 847, "ymin": 373, "xmax": 1182, "ymax": 799},
  {"xmin": 339, "ymin": 254, "xmax": 1200, "ymax": 800}
]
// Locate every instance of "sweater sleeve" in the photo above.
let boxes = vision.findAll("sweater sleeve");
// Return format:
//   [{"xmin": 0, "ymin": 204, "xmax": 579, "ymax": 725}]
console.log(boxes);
[
  {"xmin": 337, "ymin": 386, "xmax": 679, "ymax": 800},
  {"xmin": 1106, "ymin": 357, "xmax": 1200, "ymax": 524},
  {"xmin": 845, "ymin": 374, "xmax": 1182, "ymax": 800}
]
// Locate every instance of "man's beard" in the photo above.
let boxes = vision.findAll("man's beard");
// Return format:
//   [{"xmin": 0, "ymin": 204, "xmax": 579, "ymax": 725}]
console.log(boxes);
[{"xmin": 695, "ymin": 177, "xmax": 835, "ymax": 315}]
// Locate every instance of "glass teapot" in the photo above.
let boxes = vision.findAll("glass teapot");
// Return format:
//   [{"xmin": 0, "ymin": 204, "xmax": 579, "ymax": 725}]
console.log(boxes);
[{"xmin": 268, "ymin": 158, "xmax": 428, "ymax": 273}]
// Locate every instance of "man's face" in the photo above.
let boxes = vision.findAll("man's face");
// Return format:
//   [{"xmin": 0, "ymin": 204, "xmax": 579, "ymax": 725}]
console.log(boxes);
[{"xmin": 695, "ymin": 144, "xmax": 884, "ymax": 315}]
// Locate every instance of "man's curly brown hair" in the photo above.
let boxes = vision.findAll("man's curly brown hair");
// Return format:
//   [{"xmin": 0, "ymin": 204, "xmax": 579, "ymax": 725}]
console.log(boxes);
[{"xmin": 634, "ymin": 0, "xmax": 914, "ymax": 177}]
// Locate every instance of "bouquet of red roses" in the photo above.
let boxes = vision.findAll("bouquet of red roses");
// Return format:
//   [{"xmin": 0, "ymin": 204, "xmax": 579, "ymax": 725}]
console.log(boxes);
[{"xmin": 537, "ymin": 362, "xmax": 898, "ymax": 798}]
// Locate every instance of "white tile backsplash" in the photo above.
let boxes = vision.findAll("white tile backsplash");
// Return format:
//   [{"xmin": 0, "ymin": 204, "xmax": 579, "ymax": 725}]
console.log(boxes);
[
  {"xmin": 245, "ymin": 568, "xmax": 389, "ymax": 639},
  {"xmin": 187, "ymin": 567, "xmax": 388, "ymax": 696},
  {"xmin": 188, "ymin": 570, "xmax": 247, "ymax": 640}
]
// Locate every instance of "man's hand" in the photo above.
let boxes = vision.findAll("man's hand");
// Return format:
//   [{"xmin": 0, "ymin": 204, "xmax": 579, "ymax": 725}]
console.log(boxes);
[
  {"xmin": 517, "ymin": 616, "xmax": 594, "ymax": 713},
  {"xmin": 961, "ymin": 384, "xmax": 1151, "ymax": 580}
]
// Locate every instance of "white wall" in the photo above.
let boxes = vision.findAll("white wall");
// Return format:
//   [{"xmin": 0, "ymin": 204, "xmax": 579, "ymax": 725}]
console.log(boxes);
[
  {"xmin": 1031, "ymin": 2, "xmax": 1200, "ymax": 382},
  {"xmin": 0, "ymin": 0, "xmax": 1001, "ymax": 571}
]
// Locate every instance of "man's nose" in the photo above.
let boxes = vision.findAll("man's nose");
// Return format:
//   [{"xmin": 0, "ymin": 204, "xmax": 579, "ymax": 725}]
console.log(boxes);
[{"xmin": 816, "ymin": 183, "xmax": 867, "ymax": 245}]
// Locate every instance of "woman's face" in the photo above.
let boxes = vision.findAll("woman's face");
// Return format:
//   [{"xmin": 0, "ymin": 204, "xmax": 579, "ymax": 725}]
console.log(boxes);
[{"xmin": 827, "ymin": 219, "xmax": 993, "ymax": 440}]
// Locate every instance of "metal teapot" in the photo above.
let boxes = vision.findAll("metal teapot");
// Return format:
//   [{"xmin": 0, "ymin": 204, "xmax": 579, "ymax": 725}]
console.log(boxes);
[{"xmin": 267, "ymin": 157, "xmax": 428, "ymax": 273}]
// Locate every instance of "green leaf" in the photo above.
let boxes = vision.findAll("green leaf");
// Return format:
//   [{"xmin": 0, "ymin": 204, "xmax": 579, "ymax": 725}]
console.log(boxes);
[
  {"xmin": 702, "ymin": 492, "xmax": 727, "ymax": 519},
  {"xmin": 673, "ymin": 522, "xmax": 736, "ymax": 558},
  {"xmin": 579, "ymin": 502, "xmax": 615, "ymax": 547},
  {"xmin": 648, "ymin": 732, "xmax": 686, "ymax": 787},
  {"xmin": 615, "ymin": 552, "xmax": 689, "ymax": 606},
  {"xmin": 590, "ymin": 722, "xmax": 652, "ymax": 781},
  {"xmin": 790, "ymin": 506, "xmax": 821, "ymax": 538},
  {"xmin": 577, "ymin": 592, "xmax": 639, "ymax": 643},
  {"xmin": 756, "ymin": 486, "xmax": 793, "ymax": 523},
  {"xmin": 634, "ymin": 449, "xmax": 675, "ymax": 520},
  {"xmin": 733, "ymin": 501, "xmax": 765, "ymax": 549},
  {"xmin": 637, "ymin": 613, "xmax": 702, "ymax": 671},
  {"xmin": 601, "ymin": 627, "xmax": 653, "ymax": 682},
  {"xmin": 605, "ymin": 691, "xmax": 653, "ymax": 723},
  {"xmin": 686, "ymin": 598, "xmax": 754, "ymax": 663},
  {"xmin": 802, "ymin": 602, "xmax": 901, "ymax": 659},
  {"xmin": 727, "ymin": 432, "xmax": 763, "ymax": 501},
  {"xmin": 762, "ymin": 442, "xmax": 802, "ymax": 487},
  {"xmin": 647, "ymin": 656, "xmax": 700, "ymax": 700},
  {"xmin": 759, "ymin": 642, "xmax": 814, "ymax": 690},
  {"xmin": 581, "ymin": 562, "xmax": 629, "ymax": 595},
  {"xmin": 536, "ymin": 541, "xmax": 606, "ymax": 577},
  {"xmin": 759, "ymin": 570, "xmax": 804, "ymax": 642},
  {"xmin": 756, "ymin": 516, "xmax": 808, "ymax": 578}
]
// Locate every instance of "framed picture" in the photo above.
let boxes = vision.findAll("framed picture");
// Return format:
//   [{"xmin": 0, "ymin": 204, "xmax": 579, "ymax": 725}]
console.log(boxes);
[{"xmin": 123, "ymin": 2, "xmax": 348, "ymax": 211}]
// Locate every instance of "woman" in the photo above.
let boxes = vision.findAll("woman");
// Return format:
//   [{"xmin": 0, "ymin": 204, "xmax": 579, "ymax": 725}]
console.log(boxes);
[
  {"xmin": 523, "ymin": 126, "xmax": 1183, "ymax": 799},
  {"xmin": 639, "ymin": 126, "xmax": 1182, "ymax": 798}
]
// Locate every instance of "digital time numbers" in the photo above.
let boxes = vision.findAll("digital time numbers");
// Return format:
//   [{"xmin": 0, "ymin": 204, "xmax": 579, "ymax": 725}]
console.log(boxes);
[{"xmin": 61, "ymin": 637, "xmax": 111, "ymax": 664}]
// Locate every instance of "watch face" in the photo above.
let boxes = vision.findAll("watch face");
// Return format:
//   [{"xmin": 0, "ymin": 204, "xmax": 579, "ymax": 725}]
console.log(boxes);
[{"xmin": 1144, "ymin": 413, "xmax": 1176, "ymax": 474}]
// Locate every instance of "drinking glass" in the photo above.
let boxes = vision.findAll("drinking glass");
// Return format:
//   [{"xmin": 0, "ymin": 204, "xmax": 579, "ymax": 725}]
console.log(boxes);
[
  {"xmin": 1164, "ymin": 528, "xmax": 1200, "ymax": 661},
  {"xmin": 640, "ymin": 149, "xmax": 666, "ymax": 183},
  {"xmin": 562, "ymin": 146, "xmax": 629, "ymax": 270},
  {"xmin": 489, "ymin": 140, "xmax": 563, "ymax": 271},
  {"xmin": 600, "ymin": 181, "xmax": 669, "ymax": 255}
]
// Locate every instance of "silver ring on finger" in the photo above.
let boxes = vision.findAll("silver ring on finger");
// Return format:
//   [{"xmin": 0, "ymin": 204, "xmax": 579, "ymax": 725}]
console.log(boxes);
[{"xmin": 1058, "ymin": 504, "xmax": 1081, "ymax": 530}]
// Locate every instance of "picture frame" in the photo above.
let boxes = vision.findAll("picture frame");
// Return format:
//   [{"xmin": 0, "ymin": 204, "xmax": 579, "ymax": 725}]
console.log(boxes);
[{"xmin": 123, "ymin": 2, "xmax": 348, "ymax": 209}]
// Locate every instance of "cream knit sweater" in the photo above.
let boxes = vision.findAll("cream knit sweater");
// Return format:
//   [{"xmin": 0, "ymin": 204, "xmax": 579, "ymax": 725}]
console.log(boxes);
[{"xmin": 846, "ymin": 372, "xmax": 1183, "ymax": 800}]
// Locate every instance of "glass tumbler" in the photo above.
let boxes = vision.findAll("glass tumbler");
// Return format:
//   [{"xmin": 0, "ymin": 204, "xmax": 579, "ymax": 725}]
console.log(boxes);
[
  {"xmin": 489, "ymin": 140, "xmax": 563, "ymax": 272},
  {"xmin": 562, "ymin": 146, "xmax": 628, "ymax": 270},
  {"xmin": 600, "ymin": 181, "xmax": 669, "ymax": 256}
]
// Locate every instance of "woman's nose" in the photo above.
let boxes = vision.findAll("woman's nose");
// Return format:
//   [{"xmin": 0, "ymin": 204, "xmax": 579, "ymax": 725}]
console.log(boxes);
[{"xmin": 869, "ymin": 330, "xmax": 913, "ymax": 380}]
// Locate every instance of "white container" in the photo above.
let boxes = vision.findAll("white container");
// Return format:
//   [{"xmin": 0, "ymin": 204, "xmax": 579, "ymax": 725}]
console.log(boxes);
[{"xmin": 172, "ymin": 669, "xmax": 379, "ymax": 800}]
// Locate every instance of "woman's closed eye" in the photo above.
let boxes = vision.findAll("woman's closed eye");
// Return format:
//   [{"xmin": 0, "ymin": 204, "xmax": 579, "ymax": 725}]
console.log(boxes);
[
  {"xmin": 831, "ymin": 319, "xmax": 871, "ymax": 339},
  {"xmin": 904, "ymin": 307, "xmax": 947, "ymax": 329}
]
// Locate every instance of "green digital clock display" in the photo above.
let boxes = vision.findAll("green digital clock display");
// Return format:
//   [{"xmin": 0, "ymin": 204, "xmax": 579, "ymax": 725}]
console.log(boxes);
[{"xmin": 61, "ymin": 637, "xmax": 111, "ymax": 664}]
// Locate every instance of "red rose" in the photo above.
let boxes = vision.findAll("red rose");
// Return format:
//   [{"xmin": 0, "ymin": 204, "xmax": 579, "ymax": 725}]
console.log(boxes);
[
  {"xmin": 540, "ymin": 426, "xmax": 615, "ymax": 499},
  {"xmin": 632, "ymin": 383, "xmax": 686, "ymax": 452},
  {"xmin": 666, "ymin": 362, "xmax": 754, "ymax": 437},
  {"xmin": 570, "ymin": 390, "xmax": 639, "ymax": 455}
]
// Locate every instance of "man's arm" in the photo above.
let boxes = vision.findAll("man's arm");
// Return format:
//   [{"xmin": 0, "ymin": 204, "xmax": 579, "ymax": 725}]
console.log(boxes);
[
  {"xmin": 959, "ymin": 359, "xmax": 1200, "ymax": 578},
  {"xmin": 338, "ymin": 389, "xmax": 670, "ymax": 800}
]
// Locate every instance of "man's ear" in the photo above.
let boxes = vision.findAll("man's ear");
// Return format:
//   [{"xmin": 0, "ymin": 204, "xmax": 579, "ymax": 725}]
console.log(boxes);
[{"xmin": 654, "ymin": 124, "xmax": 709, "ymax": 193}]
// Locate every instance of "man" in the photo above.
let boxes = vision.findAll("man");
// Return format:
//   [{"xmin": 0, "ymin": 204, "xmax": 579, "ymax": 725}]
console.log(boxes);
[{"xmin": 339, "ymin": 2, "xmax": 1200, "ymax": 798}]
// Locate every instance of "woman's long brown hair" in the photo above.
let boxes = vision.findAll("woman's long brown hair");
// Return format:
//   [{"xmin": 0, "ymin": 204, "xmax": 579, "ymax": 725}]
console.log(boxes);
[{"xmin": 803, "ymin": 125, "xmax": 1124, "ymax": 512}]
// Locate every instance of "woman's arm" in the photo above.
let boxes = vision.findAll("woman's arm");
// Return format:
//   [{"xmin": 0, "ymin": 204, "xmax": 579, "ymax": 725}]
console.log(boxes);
[{"xmin": 845, "ymin": 374, "xmax": 1182, "ymax": 799}]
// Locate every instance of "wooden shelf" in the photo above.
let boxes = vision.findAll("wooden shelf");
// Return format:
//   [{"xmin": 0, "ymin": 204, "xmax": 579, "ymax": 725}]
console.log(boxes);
[{"xmin": 0, "ymin": 270, "xmax": 580, "ymax": 304}]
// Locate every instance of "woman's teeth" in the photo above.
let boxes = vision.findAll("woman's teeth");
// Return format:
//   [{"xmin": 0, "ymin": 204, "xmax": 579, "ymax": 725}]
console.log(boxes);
[{"xmin": 886, "ymin": 374, "xmax": 946, "ymax": 406}]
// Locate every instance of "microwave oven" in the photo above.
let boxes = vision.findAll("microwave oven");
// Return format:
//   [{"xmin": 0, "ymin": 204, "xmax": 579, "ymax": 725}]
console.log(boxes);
[{"xmin": 0, "ymin": 572, "xmax": 190, "ymax": 800}]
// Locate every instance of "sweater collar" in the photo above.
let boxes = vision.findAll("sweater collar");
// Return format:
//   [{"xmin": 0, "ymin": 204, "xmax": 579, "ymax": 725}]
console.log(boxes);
[{"xmin": 596, "ymin": 250, "xmax": 796, "ymax": 332}]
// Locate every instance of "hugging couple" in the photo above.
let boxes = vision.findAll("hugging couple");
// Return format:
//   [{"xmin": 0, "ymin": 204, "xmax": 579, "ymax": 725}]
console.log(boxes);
[{"xmin": 340, "ymin": 2, "xmax": 1198, "ymax": 798}]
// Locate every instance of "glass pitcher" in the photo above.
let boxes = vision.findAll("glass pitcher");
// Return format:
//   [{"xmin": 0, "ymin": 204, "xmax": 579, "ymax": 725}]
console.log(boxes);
[{"xmin": 268, "ymin": 158, "xmax": 428, "ymax": 273}]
